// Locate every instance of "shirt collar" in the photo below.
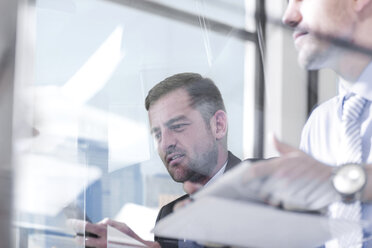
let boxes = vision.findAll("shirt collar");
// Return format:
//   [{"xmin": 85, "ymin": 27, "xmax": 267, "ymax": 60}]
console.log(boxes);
[
  {"xmin": 339, "ymin": 62, "xmax": 372, "ymax": 102},
  {"xmin": 337, "ymin": 62, "xmax": 372, "ymax": 118}
]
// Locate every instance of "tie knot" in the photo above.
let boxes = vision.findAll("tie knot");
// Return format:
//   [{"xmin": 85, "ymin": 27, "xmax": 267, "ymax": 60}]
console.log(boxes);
[{"xmin": 342, "ymin": 94, "xmax": 367, "ymax": 121}]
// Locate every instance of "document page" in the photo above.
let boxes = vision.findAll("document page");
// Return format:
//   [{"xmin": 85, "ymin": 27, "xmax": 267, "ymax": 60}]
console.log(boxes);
[
  {"xmin": 192, "ymin": 161, "xmax": 261, "ymax": 202},
  {"xmin": 154, "ymin": 196, "xmax": 364, "ymax": 248},
  {"xmin": 193, "ymin": 160, "xmax": 336, "ymax": 212},
  {"xmin": 108, "ymin": 226, "xmax": 147, "ymax": 248},
  {"xmin": 154, "ymin": 161, "xmax": 367, "ymax": 247}
]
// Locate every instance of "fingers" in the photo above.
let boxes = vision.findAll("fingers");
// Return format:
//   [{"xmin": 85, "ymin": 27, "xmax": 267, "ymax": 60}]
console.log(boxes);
[
  {"xmin": 242, "ymin": 141, "xmax": 334, "ymax": 211},
  {"xmin": 243, "ymin": 156, "xmax": 287, "ymax": 181},
  {"xmin": 183, "ymin": 181, "xmax": 203, "ymax": 194},
  {"xmin": 273, "ymin": 135, "xmax": 298, "ymax": 155},
  {"xmin": 85, "ymin": 222, "xmax": 107, "ymax": 238},
  {"xmin": 66, "ymin": 218, "xmax": 86, "ymax": 234},
  {"xmin": 67, "ymin": 218, "xmax": 107, "ymax": 247},
  {"xmin": 243, "ymin": 137, "xmax": 304, "ymax": 181},
  {"xmin": 173, "ymin": 198, "xmax": 192, "ymax": 211},
  {"xmin": 66, "ymin": 218, "xmax": 107, "ymax": 238},
  {"xmin": 70, "ymin": 218, "xmax": 150, "ymax": 248},
  {"xmin": 104, "ymin": 219, "xmax": 132, "ymax": 234},
  {"xmin": 75, "ymin": 235, "xmax": 106, "ymax": 248}
]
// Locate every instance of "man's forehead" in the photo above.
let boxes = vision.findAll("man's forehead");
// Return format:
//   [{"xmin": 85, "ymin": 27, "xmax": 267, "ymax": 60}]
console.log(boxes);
[
  {"xmin": 156, "ymin": 89, "xmax": 190, "ymax": 106},
  {"xmin": 149, "ymin": 105, "xmax": 193, "ymax": 124},
  {"xmin": 148, "ymin": 92, "xmax": 194, "ymax": 126}
]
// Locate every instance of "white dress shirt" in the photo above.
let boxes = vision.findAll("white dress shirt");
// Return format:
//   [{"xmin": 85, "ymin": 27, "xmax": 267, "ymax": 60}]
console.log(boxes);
[
  {"xmin": 299, "ymin": 63, "xmax": 372, "ymax": 245},
  {"xmin": 300, "ymin": 63, "xmax": 372, "ymax": 165}
]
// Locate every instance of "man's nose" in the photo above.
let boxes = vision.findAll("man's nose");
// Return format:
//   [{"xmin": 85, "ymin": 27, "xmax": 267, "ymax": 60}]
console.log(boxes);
[
  {"xmin": 160, "ymin": 129, "xmax": 177, "ymax": 153},
  {"xmin": 282, "ymin": 1, "xmax": 302, "ymax": 28}
]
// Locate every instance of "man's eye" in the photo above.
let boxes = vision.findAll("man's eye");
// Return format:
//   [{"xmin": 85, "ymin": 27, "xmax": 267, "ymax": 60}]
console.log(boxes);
[
  {"xmin": 171, "ymin": 124, "xmax": 187, "ymax": 131},
  {"xmin": 154, "ymin": 133, "xmax": 161, "ymax": 141}
]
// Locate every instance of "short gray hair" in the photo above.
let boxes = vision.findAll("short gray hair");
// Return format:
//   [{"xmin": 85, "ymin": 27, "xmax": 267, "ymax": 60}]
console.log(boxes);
[{"xmin": 145, "ymin": 72, "xmax": 226, "ymax": 124}]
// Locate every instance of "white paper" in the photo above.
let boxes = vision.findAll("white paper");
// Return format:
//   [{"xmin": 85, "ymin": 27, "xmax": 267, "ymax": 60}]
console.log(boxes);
[
  {"xmin": 192, "ymin": 160, "xmax": 261, "ymax": 202},
  {"xmin": 154, "ymin": 196, "xmax": 365, "ymax": 248},
  {"xmin": 107, "ymin": 225, "xmax": 147, "ymax": 248},
  {"xmin": 114, "ymin": 203, "xmax": 159, "ymax": 241},
  {"xmin": 193, "ymin": 160, "xmax": 337, "ymax": 211},
  {"xmin": 154, "ymin": 161, "xmax": 368, "ymax": 247}
]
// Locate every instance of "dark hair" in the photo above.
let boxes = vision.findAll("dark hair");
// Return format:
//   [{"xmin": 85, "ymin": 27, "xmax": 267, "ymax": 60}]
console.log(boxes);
[{"xmin": 145, "ymin": 73, "xmax": 226, "ymax": 123}]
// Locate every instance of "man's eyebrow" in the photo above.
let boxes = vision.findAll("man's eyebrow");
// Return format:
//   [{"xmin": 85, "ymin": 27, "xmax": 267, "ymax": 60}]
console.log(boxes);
[
  {"xmin": 165, "ymin": 115, "xmax": 189, "ymax": 127},
  {"xmin": 150, "ymin": 116, "xmax": 189, "ymax": 134},
  {"xmin": 150, "ymin": 127, "xmax": 160, "ymax": 135}
]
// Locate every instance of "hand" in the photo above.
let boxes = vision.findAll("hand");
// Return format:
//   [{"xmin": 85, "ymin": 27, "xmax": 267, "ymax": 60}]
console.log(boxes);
[
  {"xmin": 244, "ymin": 136, "xmax": 340, "ymax": 211},
  {"xmin": 172, "ymin": 181, "xmax": 203, "ymax": 212},
  {"xmin": 183, "ymin": 181, "xmax": 203, "ymax": 195},
  {"xmin": 66, "ymin": 218, "xmax": 107, "ymax": 248},
  {"xmin": 173, "ymin": 198, "xmax": 192, "ymax": 212},
  {"xmin": 67, "ymin": 218, "xmax": 160, "ymax": 248}
]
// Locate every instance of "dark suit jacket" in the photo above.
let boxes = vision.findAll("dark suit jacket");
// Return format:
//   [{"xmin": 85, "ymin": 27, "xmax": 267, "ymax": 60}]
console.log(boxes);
[{"xmin": 154, "ymin": 151, "xmax": 243, "ymax": 248}]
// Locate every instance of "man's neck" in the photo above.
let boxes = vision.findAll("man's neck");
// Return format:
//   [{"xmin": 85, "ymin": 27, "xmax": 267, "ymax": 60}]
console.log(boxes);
[
  {"xmin": 198, "ymin": 149, "xmax": 229, "ymax": 186},
  {"xmin": 336, "ymin": 51, "xmax": 372, "ymax": 82},
  {"xmin": 210, "ymin": 149, "xmax": 228, "ymax": 178}
]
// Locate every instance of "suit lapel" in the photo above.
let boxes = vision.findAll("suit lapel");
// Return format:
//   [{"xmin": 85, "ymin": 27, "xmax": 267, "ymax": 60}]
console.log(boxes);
[{"xmin": 225, "ymin": 151, "xmax": 242, "ymax": 172}]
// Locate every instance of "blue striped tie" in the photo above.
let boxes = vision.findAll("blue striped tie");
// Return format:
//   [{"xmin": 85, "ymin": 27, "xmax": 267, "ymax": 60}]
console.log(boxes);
[
  {"xmin": 339, "ymin": 94, "xmax": 367, "ymax": 164},
  {"xmin": 327, "ymin": 93, "xmax": 367, "ymax": 248}
]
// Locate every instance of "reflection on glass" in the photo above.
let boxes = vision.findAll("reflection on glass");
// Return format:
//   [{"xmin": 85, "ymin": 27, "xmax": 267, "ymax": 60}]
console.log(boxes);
[{"xmin": 14, "ymin": 0, "xmax": 250, "ymax": 247}]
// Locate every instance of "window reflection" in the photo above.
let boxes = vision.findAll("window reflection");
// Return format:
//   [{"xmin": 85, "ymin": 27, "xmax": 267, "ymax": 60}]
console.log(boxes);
[{"xmin": 14, "ymin": 0, "xmax": 251, "ymax": 247}]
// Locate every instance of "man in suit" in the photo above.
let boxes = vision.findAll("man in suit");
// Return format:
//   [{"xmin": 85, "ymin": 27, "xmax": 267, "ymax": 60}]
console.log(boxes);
[
  {"xmin": 71, "ymin": 72, "xmax": 243, "ymax": 248},
  {"xmin": 147, "ymin": 72, "xmax": 242, "ymax": 247}
]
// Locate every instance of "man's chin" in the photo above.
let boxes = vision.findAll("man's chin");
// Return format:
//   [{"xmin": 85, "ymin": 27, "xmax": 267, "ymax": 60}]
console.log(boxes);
[
  {"xmin": 298, "ymin": 52, "xmax": 322, "ymax": 70},
  {"xmin": 172, "ymin": 177, "xmax": 185, "ymax": 183},
  {"xmin": 169, "ymin": 170, "xmax": 206, "ymax": 183},
  {"xmin": 298, "ymin": 42, "xmax": 331, "ymax": 70},
  {"xmin": 168, "ymin": 168, "xmax": 188, "ymax": 182},
  {"xmin": 187, "ymin": 173, "xmax": 207, "ymax": 183}
]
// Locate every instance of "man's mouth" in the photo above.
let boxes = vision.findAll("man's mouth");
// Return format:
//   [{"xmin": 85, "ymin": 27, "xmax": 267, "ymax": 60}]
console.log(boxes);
[
  {"xmin": 166, "ymin": 154, "xmax": 185, "ymax": 166},
  {"xmin": 293, "ymin": 30, "xmax": 309, "ymax": 40}
]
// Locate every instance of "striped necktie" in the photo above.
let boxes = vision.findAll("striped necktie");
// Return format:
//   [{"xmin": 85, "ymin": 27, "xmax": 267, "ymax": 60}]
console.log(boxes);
[
  {"xmin": 327, "ymin": 93, "xmax": 367, "ymax": 248},
  {"xmin": 339, "ymin": 94, "xmax": 367, "ymax": 164}
]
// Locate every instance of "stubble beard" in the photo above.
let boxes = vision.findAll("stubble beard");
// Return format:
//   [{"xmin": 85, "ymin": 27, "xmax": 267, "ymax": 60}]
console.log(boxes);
[
  {"xmin": 298, "ymin": 36, "xmax": 330, "ymax": 70},
  {"xmin": 167, "ymin": 141, "xmax": 219, "ymax": 183},
  {"xmin": 186, "ymin": 141, "xmax": 219, "ymax": 183},
  {"xmin": 298, "ymin": 31, "xmax": 352, "ymax": 72}
]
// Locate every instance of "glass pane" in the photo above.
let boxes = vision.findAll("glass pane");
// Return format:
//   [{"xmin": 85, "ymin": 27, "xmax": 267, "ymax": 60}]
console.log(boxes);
[
  {"xmin": 15, "ymin": 0, "xmax": 366, "ymax": 247},
  {"xmin": 14, "ymin": 0, "xmax": 253, "ymax": 247}
]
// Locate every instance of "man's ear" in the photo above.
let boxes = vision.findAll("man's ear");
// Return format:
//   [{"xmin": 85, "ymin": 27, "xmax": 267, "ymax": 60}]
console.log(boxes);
[
  {"xmin": 354, "ymin": 0, "xmax": 372, "ymax": 12},
  {"xmin": 210, "ymin": 110, "xmax": 228, "ymax": 140}
]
